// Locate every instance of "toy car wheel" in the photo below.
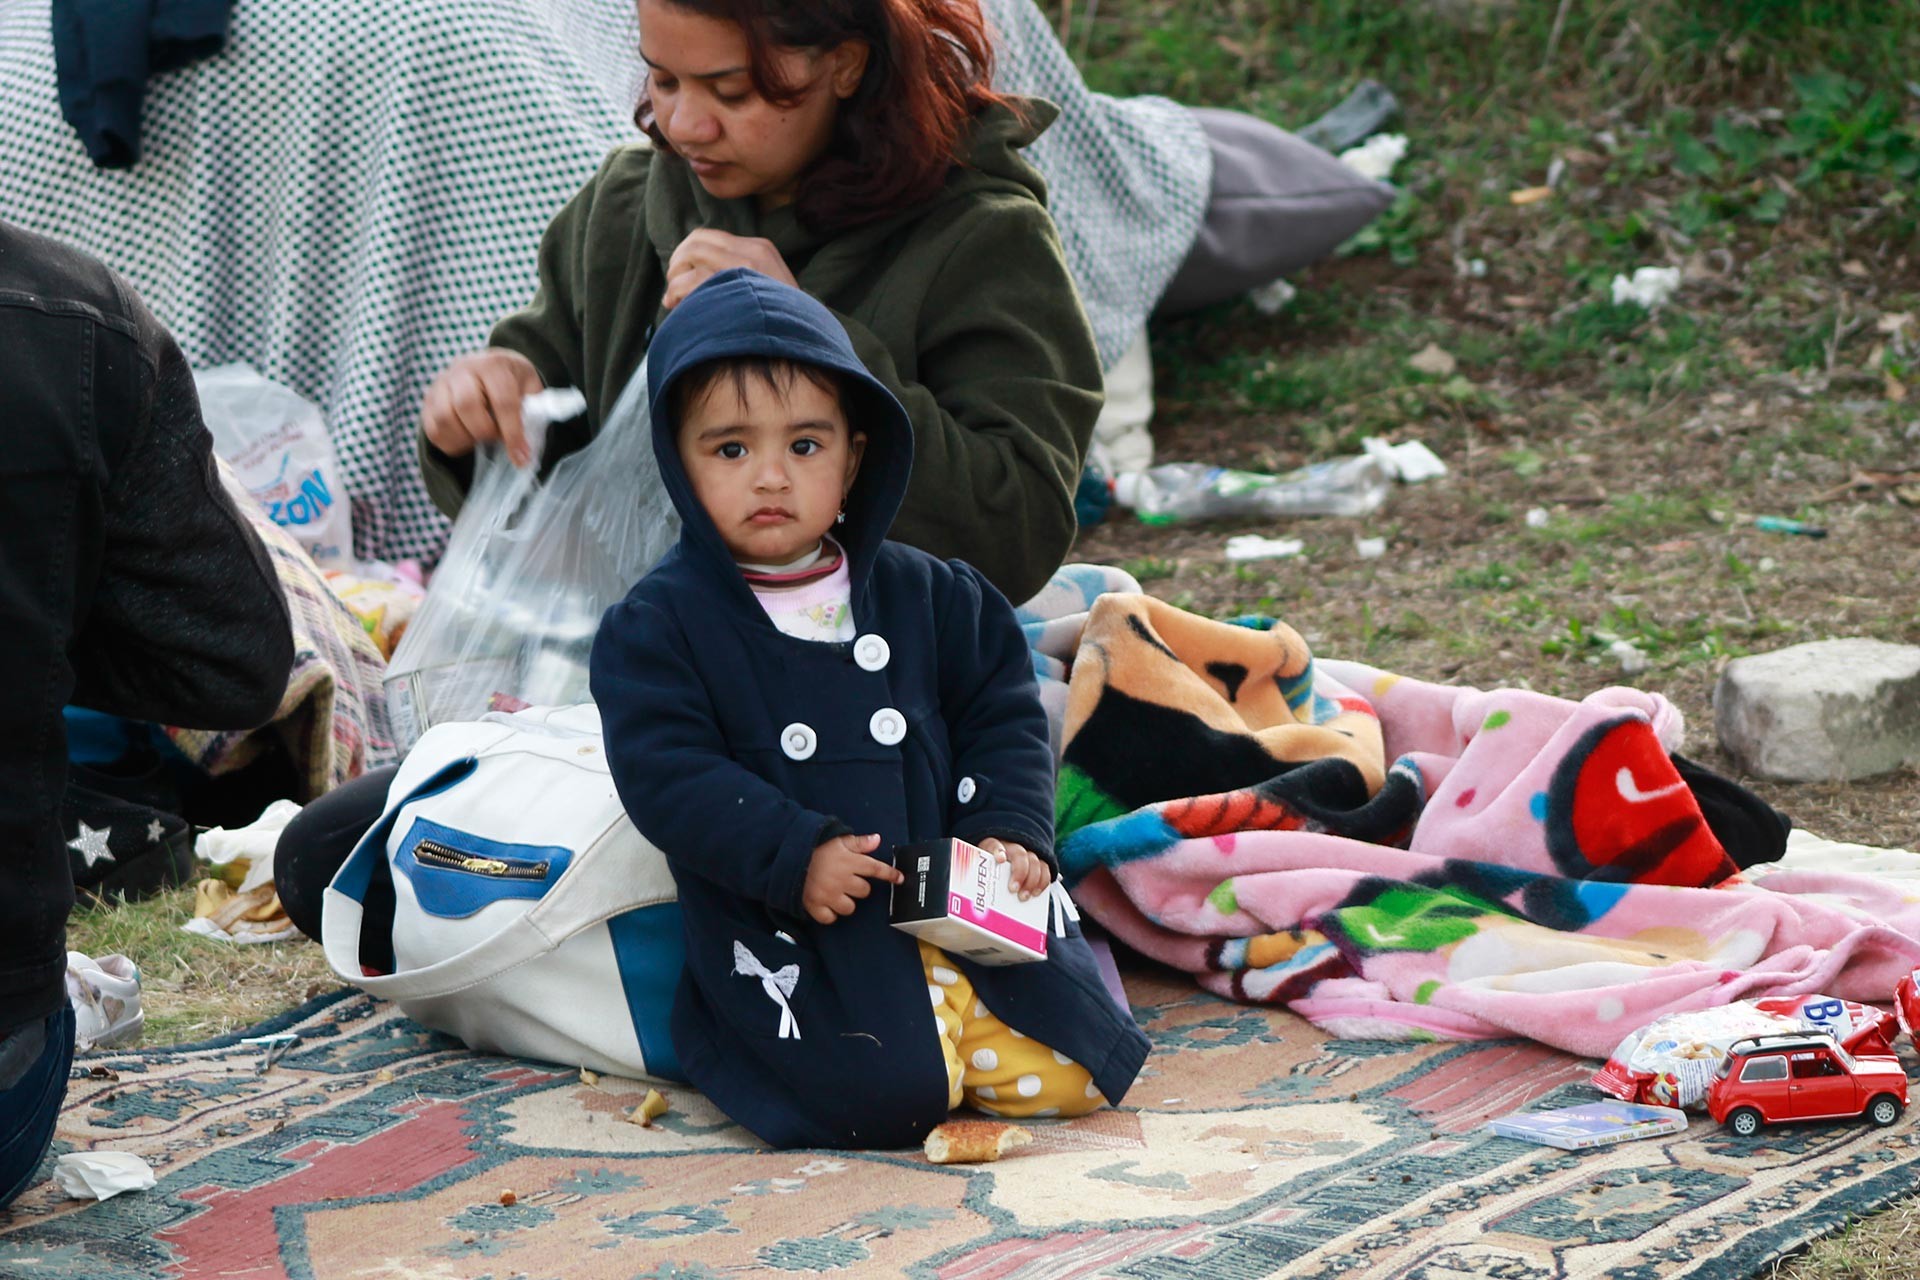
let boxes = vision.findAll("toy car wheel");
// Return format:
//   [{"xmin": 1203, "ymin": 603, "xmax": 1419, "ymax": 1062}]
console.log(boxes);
[
  {"xmin": 1868, "ymin": 1095, "xmax": 1901, "ymax": 1127},
  {"xmin": 1728, "ymin": 1107, "xmax": 1764, "ymax": 1137}
]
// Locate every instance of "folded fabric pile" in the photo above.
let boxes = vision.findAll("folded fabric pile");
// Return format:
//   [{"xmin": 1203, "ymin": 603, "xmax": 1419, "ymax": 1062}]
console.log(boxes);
[
  {"xmin": 163, "ymin": 468, "xmax": 396, "ymax": 798},
  {"xmin": 1024, "ymin": 576, "xmax": 1919, "ymax": 1059}
]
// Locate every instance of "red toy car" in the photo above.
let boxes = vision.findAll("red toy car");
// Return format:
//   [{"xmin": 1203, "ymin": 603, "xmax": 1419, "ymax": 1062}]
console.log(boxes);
[{"xmin": 1707, "ymin": 1031, "xmax": 1908, "ymax": 1136}]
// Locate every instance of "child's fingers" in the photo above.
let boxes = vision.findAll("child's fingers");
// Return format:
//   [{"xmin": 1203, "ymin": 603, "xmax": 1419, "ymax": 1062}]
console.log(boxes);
[
  {"xmin": 977, "ymin": 836, "xmax": 1008, "ymax": 862},
  {"xmin": 808, "ymin": 902, "xmax": 837, "ymax": 926},
  {"xmin": 853, "ymin": 855, "xmax": 904, "ymax": 885}
]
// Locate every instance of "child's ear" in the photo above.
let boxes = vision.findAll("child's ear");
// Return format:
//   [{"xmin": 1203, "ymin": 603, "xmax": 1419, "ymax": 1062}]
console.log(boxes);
[{"xmin": 844, "ymin": 430, "xmax": 866, "ymax": 493}]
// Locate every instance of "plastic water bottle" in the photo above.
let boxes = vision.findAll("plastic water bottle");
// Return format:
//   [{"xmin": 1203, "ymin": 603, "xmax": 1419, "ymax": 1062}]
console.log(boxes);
[{"xmin": 1109, "ymin": 455, "xmax": 1392, "ymax": 524}]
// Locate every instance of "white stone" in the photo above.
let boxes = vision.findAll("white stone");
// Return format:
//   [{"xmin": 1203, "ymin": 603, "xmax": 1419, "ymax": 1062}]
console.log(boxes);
[{"xmin": 1714, "ymin": 639, "xmax": 1920, "ymax": 781}]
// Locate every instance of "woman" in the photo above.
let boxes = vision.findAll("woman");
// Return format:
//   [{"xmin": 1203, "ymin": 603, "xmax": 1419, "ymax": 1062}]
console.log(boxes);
[
  {"xmin": 277, "ymin": 0, "xmax": 1104, "ymax": 942},
  {"xmin": 418, "ymin": 0, "xmax": 1101, "ymax": 606}
]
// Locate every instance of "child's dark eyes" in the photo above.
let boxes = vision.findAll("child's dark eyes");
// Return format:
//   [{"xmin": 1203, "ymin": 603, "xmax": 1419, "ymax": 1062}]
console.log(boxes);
[
  {"xmin": 791, "ymin": 439, "xmax": 822, "ymax": 457},
  {"xmin": 717, "ymin": 442, "xmax": 746, "ymax": 460}
]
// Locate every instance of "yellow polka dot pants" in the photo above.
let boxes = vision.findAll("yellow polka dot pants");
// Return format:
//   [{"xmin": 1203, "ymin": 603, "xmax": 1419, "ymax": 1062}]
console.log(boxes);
[{"xmin": 920, "ymin": 941, "xmax": 1103, "ymax": 1119}]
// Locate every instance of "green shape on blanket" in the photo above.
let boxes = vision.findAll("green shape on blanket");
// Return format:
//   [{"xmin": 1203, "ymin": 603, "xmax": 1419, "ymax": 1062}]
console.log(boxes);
[
  {"xmin": 1207, "ymin": 879, "xmax": 1239, "ymax": 915},
  {"xmin": 1414, "ymin": 980, "xmax": 1441, "ymax": 1004},
  {"xmin": 1329, "ymin": 884, "xmax": 1510, "ymax": 955},
  {"xmin": 1482, "ymin": 710, "xmax": 1512, "ymax": 731},
  {"xmin": 1056, "ymin": 763, "xmax": 1130, "ymax": 840}
]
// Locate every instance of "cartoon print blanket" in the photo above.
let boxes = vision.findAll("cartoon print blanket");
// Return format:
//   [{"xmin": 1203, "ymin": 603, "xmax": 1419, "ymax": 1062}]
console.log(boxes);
[{"xmin": 1024, "ymin": 575, "xmax": 1920, "ymax": 1059}]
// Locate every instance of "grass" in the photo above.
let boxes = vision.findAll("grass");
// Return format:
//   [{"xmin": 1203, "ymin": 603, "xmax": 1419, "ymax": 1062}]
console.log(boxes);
[{"xmin": 66, "ymin": 887, "xmax": 335, "ymax": 1044}]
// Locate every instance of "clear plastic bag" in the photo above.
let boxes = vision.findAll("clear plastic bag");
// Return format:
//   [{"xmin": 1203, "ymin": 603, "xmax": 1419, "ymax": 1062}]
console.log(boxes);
[{"xmin": 383, "ymin": 362, "xmax": 678, "ymax": 750}]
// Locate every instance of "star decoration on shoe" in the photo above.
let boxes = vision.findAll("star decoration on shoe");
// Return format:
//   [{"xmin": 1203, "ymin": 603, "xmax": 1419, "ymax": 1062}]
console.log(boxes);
[
  {"xmin": 68, "ymin": 821, "xmax": 116, "ymax": 868},
  {"xmin": 147, "ymin": 818, "xmax": 166, "ymax": 844}
]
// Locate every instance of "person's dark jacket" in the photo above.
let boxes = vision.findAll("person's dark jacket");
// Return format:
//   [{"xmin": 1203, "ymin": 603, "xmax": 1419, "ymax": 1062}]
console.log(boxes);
[
  {"xmin": 50, "ymin": 0, "xmax": 233, "ymax": 168},
  {"xmin": 589, "ymin": 269, "xmax": 1146, "ymax": 1150},
  {"xmin": 426, "ymin": 99, "xmax": 1103, "ymax": 606},
  {"xmin": 0, "ymin": 219, "xmax": 293, "ymax": 1029}
]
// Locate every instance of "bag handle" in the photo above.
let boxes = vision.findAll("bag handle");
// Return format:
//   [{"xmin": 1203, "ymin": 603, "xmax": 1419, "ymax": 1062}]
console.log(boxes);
[{"xmin": 320, "ymin": 760, "xmax": 664, "ymax": 1000}]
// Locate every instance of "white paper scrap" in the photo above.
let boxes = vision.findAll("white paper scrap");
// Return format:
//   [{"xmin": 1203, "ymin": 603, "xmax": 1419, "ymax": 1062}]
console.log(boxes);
[
  {"xmin": 54, "ymin": 1152, "xmax": 157, "ymax": 1201},
  {"xmin": 1225, "ymin": 535, "xmax": 1305, "ymax": 562}
]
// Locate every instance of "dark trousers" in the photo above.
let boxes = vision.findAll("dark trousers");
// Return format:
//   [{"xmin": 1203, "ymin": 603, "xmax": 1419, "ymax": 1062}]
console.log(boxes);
[
  {"xmin": 276, "ymin": 765, "xmax": 399, "ymax": 969},
  {"xmin": 0, "ymin": 1005, "xmax": 76, "ymax": 1209}
]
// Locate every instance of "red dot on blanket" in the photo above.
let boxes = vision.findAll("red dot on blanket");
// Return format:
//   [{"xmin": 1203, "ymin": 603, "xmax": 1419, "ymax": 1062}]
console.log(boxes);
[
  {"xmin": 1455, "ymin": 788, "xmax": 1477, "ymax": 808},
  {"xmin": 1212, "ymin": 834, "xmax": 1237, "ymax": 855}
]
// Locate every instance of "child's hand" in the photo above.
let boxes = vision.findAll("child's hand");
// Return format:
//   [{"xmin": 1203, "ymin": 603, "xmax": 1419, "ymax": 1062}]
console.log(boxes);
[
  {"xmin": 802, "ymin": 833, "xmax": 903, "ymax": 926},
  {"xmin": 421, "ymin": 347, "xmax": 546, "ymax": 468},
  {"xmin": 978, "ymin": 837, "xmax": 1053, "ymax": 902}
]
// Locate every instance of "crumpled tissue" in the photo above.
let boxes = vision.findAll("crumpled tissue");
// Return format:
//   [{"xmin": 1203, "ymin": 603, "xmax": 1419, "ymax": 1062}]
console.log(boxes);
[
  {"xmin": 55, "ymin": 1151, "xmax": 157, "ymax": 1201},
  {"xmin": 1338, "ymin": 133, "xmax": 1408, "ymax": 182},
  {"xmin": 1610, "ymin": 266, "xmax": 1681, "ymax": 311}
]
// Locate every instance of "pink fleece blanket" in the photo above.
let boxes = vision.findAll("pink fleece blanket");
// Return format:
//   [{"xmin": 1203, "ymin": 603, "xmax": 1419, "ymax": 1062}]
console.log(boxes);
[{"xmin": 1039, "ymin": 585, "xmax": 1920, "ymax": 1058}]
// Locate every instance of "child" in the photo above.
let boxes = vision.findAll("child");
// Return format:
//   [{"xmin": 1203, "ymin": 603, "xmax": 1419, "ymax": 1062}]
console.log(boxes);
[{"xmin": 590, "ymin": 269, "xmax": 1147, "ymax": 1150}]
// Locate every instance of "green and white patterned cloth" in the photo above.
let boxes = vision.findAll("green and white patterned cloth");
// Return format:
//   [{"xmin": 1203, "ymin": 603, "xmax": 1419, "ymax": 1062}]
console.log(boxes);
[{"xmin": 0, "ymin": 0, "xmax": 1206, "ymax": 564}]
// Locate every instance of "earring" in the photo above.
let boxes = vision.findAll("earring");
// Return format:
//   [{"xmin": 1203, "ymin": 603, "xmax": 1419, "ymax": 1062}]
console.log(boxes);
[{"xmin": 835, "ymin": 508, "xmax": 846, "ymax": 525}]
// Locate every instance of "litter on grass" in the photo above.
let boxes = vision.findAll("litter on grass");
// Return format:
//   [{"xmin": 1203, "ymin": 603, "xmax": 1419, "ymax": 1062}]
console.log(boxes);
[
  {"xmin": 1362, "ymin": 437, "xmax": 1449, "ymax": 483},
  {"xmin": 1610, "ymin": 267, "xmax": 1682, "ymax": 311},
  {"xmin": 1224, "ymin": 535, "xmax": 1305, "ymax": 562},
  {"xmin": 1609, "ymin": 640, "xmax": 1650, "ymax": 674},
  {"xmin": 1247, "ymin": 278, "xmax": 1297, "ymax": 316},
  {"xmin": 1337, "ymin": 132, "xmax": 1407, "ymax": 182}
]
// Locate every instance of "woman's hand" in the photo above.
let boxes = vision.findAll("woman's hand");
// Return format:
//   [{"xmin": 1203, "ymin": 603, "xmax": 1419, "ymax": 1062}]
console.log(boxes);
[
  {"xmin": 421, "ymin": 348, "xmax": 547, "ymax": 468},
  {"xmin": 978, "ymin": 836, "xmax": 1053, "ymax": 901},
  {"xmin": 801, "ymin": 832, "xmax": 903, "ymax": 926},
  {"xmin": 662, "ymin": 230, "xmax": 798, "ymax": 311}
]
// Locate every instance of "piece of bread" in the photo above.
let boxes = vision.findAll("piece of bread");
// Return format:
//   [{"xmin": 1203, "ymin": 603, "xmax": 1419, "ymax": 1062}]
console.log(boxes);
[{"xmin": 924, "ymin": 1119, "xmax": 1032, "ymax": 1164}]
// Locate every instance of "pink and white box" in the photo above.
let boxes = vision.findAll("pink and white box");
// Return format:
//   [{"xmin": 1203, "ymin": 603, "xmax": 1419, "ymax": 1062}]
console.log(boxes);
[{"xmin": 890, "ymin": 838, "xmax": 1048, "ymax": 965}]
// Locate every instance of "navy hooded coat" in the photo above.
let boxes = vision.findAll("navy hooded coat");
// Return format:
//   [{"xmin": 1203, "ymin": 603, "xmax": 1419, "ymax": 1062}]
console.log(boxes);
[{"xmin": 589, "ymin": 269, "xmax": 1147, "ymax": 1150}]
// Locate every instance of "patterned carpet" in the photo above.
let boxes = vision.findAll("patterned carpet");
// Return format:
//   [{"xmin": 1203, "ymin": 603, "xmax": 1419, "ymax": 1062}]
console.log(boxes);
[{"xmin": 4, "ymin": 967, "xmax": 1918, "ymax": 1279}]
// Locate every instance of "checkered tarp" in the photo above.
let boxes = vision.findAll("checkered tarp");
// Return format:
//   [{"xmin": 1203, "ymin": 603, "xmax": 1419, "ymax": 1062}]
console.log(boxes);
[{"xmin": 0, "ymin": 0, "xmax": 1205, "ymax": 564}]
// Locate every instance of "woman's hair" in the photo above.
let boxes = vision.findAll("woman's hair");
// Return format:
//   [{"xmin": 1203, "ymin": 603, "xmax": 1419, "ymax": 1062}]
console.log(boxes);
[{"xmin": 636, "ymin": 0, "xmax": 1014, "ymax": 232}]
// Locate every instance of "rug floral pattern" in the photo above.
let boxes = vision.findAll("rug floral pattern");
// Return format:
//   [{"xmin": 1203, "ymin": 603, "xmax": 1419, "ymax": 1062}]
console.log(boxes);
[{"xmin": 3, "ymin": 972, "xmax": 1916, "ymax": 1279}]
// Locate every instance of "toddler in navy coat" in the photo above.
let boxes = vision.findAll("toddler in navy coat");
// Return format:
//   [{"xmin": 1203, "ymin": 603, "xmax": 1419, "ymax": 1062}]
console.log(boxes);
[{"xmin": 590, "ymin": 268, "xmax": 1148, "ymax": 1149}]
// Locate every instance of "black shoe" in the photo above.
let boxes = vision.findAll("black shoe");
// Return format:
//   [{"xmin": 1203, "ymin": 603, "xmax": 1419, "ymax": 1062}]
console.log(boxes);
[{"xmin": 62, "ymin": 777, "xmax": 193, "ymax": 902}]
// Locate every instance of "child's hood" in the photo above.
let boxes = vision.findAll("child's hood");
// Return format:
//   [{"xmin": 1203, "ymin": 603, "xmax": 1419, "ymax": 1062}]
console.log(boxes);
[{"xmin": 645, "ymin": 267, "xmax": 914, "ymax": 603}]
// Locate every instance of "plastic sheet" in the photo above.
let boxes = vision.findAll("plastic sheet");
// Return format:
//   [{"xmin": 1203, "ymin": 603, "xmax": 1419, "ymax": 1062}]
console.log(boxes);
[{"xmin": 383, "ymin": 364, "xmax": 677, "ymax": 749}]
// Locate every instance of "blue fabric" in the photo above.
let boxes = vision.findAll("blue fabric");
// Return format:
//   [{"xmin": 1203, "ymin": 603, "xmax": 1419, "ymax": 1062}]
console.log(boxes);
[
  {"xmin": 0, "ymin": 1005, "xmax": 76, "ymax": 1209},
  {"xmin": 62, "ymin": 708, "xmax": 137, "ymax": 765},
  {"xmin": 606, "ymin": 905, "xmax": 688, "ymax": 1083},
  {"xmin": 391, "ymin": 818, "xmax": 575, "ymax": 920},
  {"xmin": 49, "ymin": 0, "xmax": 232, "ymax": 168},
  {"xmin": 592, "ymin": 272, "xmax": 1148, "ymax": 1150}
]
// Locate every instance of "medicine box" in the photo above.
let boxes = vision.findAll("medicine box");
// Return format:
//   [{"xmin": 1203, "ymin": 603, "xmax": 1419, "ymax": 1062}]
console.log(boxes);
[{"xmin": 890, "ymin": 838, "xmax": 1048, "ymax": 965}]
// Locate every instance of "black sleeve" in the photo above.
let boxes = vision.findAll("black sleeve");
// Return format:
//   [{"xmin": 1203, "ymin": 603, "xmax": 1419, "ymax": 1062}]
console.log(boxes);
[{"xmin": 66, "ymin": 282, "xmax": 295, "ymax": 730}]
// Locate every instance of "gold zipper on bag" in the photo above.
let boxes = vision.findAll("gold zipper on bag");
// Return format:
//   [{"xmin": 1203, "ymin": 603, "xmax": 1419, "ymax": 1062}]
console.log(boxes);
[{"xmin": 413, "ymin": 839, "xmax": 550, "ymax": 880}]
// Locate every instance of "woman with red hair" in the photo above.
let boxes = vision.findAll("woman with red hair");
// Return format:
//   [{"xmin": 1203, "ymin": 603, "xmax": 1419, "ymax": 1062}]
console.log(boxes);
[{"xmin": 418, "ymin": 0, "xmax": 1102, "ymax": 607}]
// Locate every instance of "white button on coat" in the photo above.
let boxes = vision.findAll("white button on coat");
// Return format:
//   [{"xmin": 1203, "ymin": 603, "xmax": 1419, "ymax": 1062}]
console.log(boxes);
[
  {"xmin": 956, "ymin": 776, "xmax": 977, "ymax": 804},
  {"xmin": 869, "ymin": 707, "xmax": 906, "ymax": 746},
  {"xmin": 780, "ymin": 723, "xmax": 817, "ymax": 761},
  {"xmin": 853, "ymin": 634, "xmax": 891, "ymax": 672}
]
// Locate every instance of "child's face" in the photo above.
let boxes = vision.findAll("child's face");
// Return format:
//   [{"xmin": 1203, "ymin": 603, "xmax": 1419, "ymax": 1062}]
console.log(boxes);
[{"xmin": 677, "ymin": 372, "xmax": 865, "ymax": 565}]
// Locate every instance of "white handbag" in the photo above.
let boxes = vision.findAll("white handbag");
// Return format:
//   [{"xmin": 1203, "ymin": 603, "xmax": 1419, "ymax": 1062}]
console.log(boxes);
[{"xmin": 321, "ymin": 703, "xmax": 685, "ymax": 1081}]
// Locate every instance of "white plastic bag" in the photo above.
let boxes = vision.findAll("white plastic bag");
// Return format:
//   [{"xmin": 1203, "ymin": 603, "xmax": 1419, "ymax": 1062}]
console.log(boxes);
[
  {"xmin": 193, "ymin": 364, "xmax": 356, "ymax": 568},
  {"xmin": 383, "ymin": 362, "xmax": 677, "ymax": 750}
]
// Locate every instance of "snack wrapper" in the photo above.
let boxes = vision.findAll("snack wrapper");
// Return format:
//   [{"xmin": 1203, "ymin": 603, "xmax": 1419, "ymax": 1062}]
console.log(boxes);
[{"xmin": 1593, "ymin": 995, "xmax": 1898, "ymax": 1110}]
